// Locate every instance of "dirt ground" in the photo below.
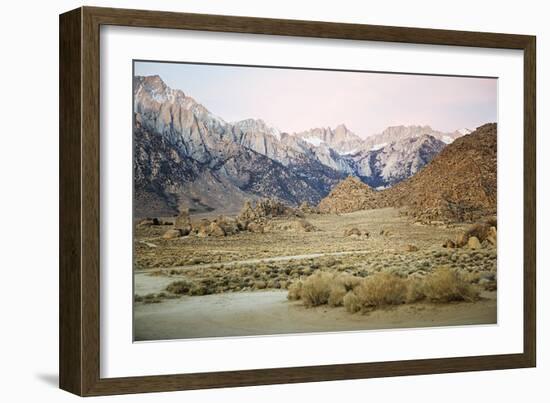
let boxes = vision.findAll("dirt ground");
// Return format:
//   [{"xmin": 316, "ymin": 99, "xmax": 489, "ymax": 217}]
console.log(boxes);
[
  {"xmin": 134, "ymin": 290, "xmax": 496, "ymax": 341},
  {"xmin": 133, "ymin": 207, "xmax": 497, "ymax": 340}
]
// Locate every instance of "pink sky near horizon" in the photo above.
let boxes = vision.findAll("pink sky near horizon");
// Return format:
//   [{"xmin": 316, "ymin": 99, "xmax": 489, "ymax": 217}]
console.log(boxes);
[{"xmin": 135, "ymin": 61, "xmax": 497, "ymax": 137}]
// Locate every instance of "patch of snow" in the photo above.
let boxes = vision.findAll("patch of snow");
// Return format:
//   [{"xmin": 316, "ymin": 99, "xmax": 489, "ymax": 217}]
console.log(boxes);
[
  {"xmin": 459, "ymin": 128, "xmax": 472, "ymax": 135},
  {"xmin": 441, "ymin": 135, "xmax": 453, "ymax": 144},
  {"xmin": 340, "ymin": 148, "xmax": 358, "ymax": 155},
  {"xmin": 303, "ymin": 137, "xmax": 325, "ymax": 147},
  {"xmin": 150, "ymin": 90, "xmax": 166, "ymax": 103},
  {"xmin": 370, "ymin": 142, "xmax": 387, "ymax": 151}
]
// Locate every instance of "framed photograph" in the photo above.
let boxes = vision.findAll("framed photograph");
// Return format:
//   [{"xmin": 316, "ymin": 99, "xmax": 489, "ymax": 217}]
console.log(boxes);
[{"xmin": 59, "ymin": 6, "xmax": 536, "ymax": 396}]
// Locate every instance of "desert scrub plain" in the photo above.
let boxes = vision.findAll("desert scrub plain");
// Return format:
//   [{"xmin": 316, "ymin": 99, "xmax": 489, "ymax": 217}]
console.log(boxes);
[{"xmin": 134, "ymin": 207, "xmax": 497, "ymax": 307}]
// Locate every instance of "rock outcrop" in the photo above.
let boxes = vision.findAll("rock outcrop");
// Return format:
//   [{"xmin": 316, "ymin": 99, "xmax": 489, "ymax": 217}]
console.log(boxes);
[
  {"xmin": 443, "ymin": 221, "xmax": 497, "ymax": 249},
  {"xmin": 162, "ymin": 229, "xmax": 182, "ymax": 239},
  {"xmin": 299, "ymin": 201, "xmax": 319, "ymax": 214},
  {"xmin": 264, "ymin": 219, "xmax": 317, "ymax": 233},
  {"xmin": 317, "ymin": 176, "xmax": 381, "ymax": 214},
  {"xmin": 237, "ymin": 199, "xmax": 302, "ymax": 227},
  {"xmin": 384, "ymin": 123, "xmax": 497, "ymax": 222},
  {"xmin": 174, "ymin": 209, "xmax": 192, "ymax": 235}
]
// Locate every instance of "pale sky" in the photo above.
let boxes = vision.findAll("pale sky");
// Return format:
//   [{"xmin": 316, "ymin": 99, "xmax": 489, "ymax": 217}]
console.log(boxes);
[{"xmin": 134, "ymin": 60, "xmax": 497, "ymax": 137}]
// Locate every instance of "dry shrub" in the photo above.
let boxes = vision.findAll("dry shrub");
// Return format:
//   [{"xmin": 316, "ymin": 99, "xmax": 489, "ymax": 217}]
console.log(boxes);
[
  {"xmin": 328, "ymin": 284, "xmax": 347, "ymax": 307},
  {"xmin": 287, "ymin": 280, "xmax": 303, "ymax": 300},
  {"xmin": 165, "ymin": 280, "xmax": 195, "ymax": 295},
  {"xmin": 295, "ymin": 271, "xmax": 362, "ymax": 307},
  {"xmin": 337, "ymin": 273, "xmax": 362, "ymax": 291},
  {"xmin": 300, "ymin": 272, "xmax": 334, "ymax": 307},
  {"xmin": 354, "ymin": 272, "xmax": 408, "ymax": 308},
  {"xmin": 165, "ymin": 279, "xmax": 209, "ymax": 296},
  {"xmin": 343, "ymin": 291, "xmax": 361, "ymax": 313},
  {"xmin": 290, "ymin": 267, "xmax": 481, "ymax": 312},
  {"xmin": 422, "ymin": 267, "xmax": 479, "ymax": 302},
  {"xmin": 406, "ymin": 278, "xmax": 426, "ymax": 303},
  {"xmin": 190, "ymin": 283, "xmax": 210, "ymax": 296}
]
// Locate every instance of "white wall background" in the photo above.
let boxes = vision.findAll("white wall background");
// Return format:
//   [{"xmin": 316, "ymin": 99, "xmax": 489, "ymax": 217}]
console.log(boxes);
[{"xmin": 0, "ymin": 0, "xmax": 546, "ymax": 401}]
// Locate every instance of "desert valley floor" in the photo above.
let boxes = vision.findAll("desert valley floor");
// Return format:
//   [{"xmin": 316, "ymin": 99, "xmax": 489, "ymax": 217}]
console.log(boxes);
[{"xmin": 133, "ymin": 207, "xmax": 497, "ymax": 341}]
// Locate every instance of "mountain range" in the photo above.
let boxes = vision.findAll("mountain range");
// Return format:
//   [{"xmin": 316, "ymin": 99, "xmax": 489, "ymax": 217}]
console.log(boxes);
[
  {"xmin": 133, "ymin": 75, "xmax": 473, "ymax": 217},
  {"xmin": 318, "ymin": 123, "xmax": 497, "ymax": 222}
]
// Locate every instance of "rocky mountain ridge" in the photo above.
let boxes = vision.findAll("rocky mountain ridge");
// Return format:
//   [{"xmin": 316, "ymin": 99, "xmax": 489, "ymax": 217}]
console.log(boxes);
[
  {"xmin": 134, "ymin": 75, "xmax": 345, "ymax": 216},
  {"xmin": 133, "ymin": 75, "xmax": 472, "ymax": 217}
]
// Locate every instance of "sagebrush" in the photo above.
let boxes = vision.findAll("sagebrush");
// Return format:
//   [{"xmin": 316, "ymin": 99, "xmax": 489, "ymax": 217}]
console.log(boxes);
[{"xmin": 288, "ymin": 267, "xmax": 480, "ymax": 313}]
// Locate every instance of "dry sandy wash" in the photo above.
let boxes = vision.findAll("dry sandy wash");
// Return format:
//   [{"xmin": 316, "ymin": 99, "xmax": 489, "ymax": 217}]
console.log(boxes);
[{"xmin": 133, "ymin": 208, "xmax": 497, "ymax": 341}]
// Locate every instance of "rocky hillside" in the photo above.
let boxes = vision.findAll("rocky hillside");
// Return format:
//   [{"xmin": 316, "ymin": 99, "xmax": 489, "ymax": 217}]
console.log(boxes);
[
  {"xmin": 385, "ymin": 123, "xmax": 497, "ymax": 222},
  {"xmin": 317, "ymin": 124, "xmax": 497, "ymax": 221},
  {"xmin": 317, "ymin": 176, "xmax": 380, "ymax": 213}
]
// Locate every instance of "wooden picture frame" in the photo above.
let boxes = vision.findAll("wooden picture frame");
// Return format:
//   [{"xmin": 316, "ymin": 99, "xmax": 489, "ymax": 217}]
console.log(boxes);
[{"xmin": 59, "ymin": 6, "xmax": 536, "ymax": 396}]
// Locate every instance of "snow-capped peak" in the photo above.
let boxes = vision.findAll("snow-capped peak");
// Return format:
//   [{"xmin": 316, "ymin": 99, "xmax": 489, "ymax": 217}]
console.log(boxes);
[{"xmin": 232, "ymin": 118, "xmax": 282, "ymax": 140}]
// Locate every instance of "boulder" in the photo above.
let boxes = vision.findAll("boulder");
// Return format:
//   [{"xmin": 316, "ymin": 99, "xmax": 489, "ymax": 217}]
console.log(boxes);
[
  {"xmin": 404, "ymin": 244, "xmax": 419, "ymax": 252},
  {"xmin": 237, "ymin": 200, "xmax": 256, "ymax": 222},
  {"xmin": 247, "ymin": 222, "xmax": 264, "ymax": 233},
  {"xmin": 467, "ymin": 236, "xmax": 482, "ymax": 249},
  {"xmin": 195, "ymin": 219, "xmax": 211, "ymax": 237},
  {"xmin": 344, "ymin": 227, "xmax": 362, "ymax": 237},
  {"xmin": 457, "ymin": 223, "xmax": 493, "ymax": 247},
  {"xmin": 162, "ymin": 229, "xmax": 182, "ymax": 239},
  {"xmin": 209, "ymin": 222, "xmax": 226, "ymax": 237},
  {"xmin": 215, "ymin": 216, "xmax": 239, "ymax": 235},
  {"xmin": 236, "ymin": 219, "xmax": 249, "ymax": 231},
  {"xmin": 174, "ymin": 209, "xmax": 192, "ymax": 235}
]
